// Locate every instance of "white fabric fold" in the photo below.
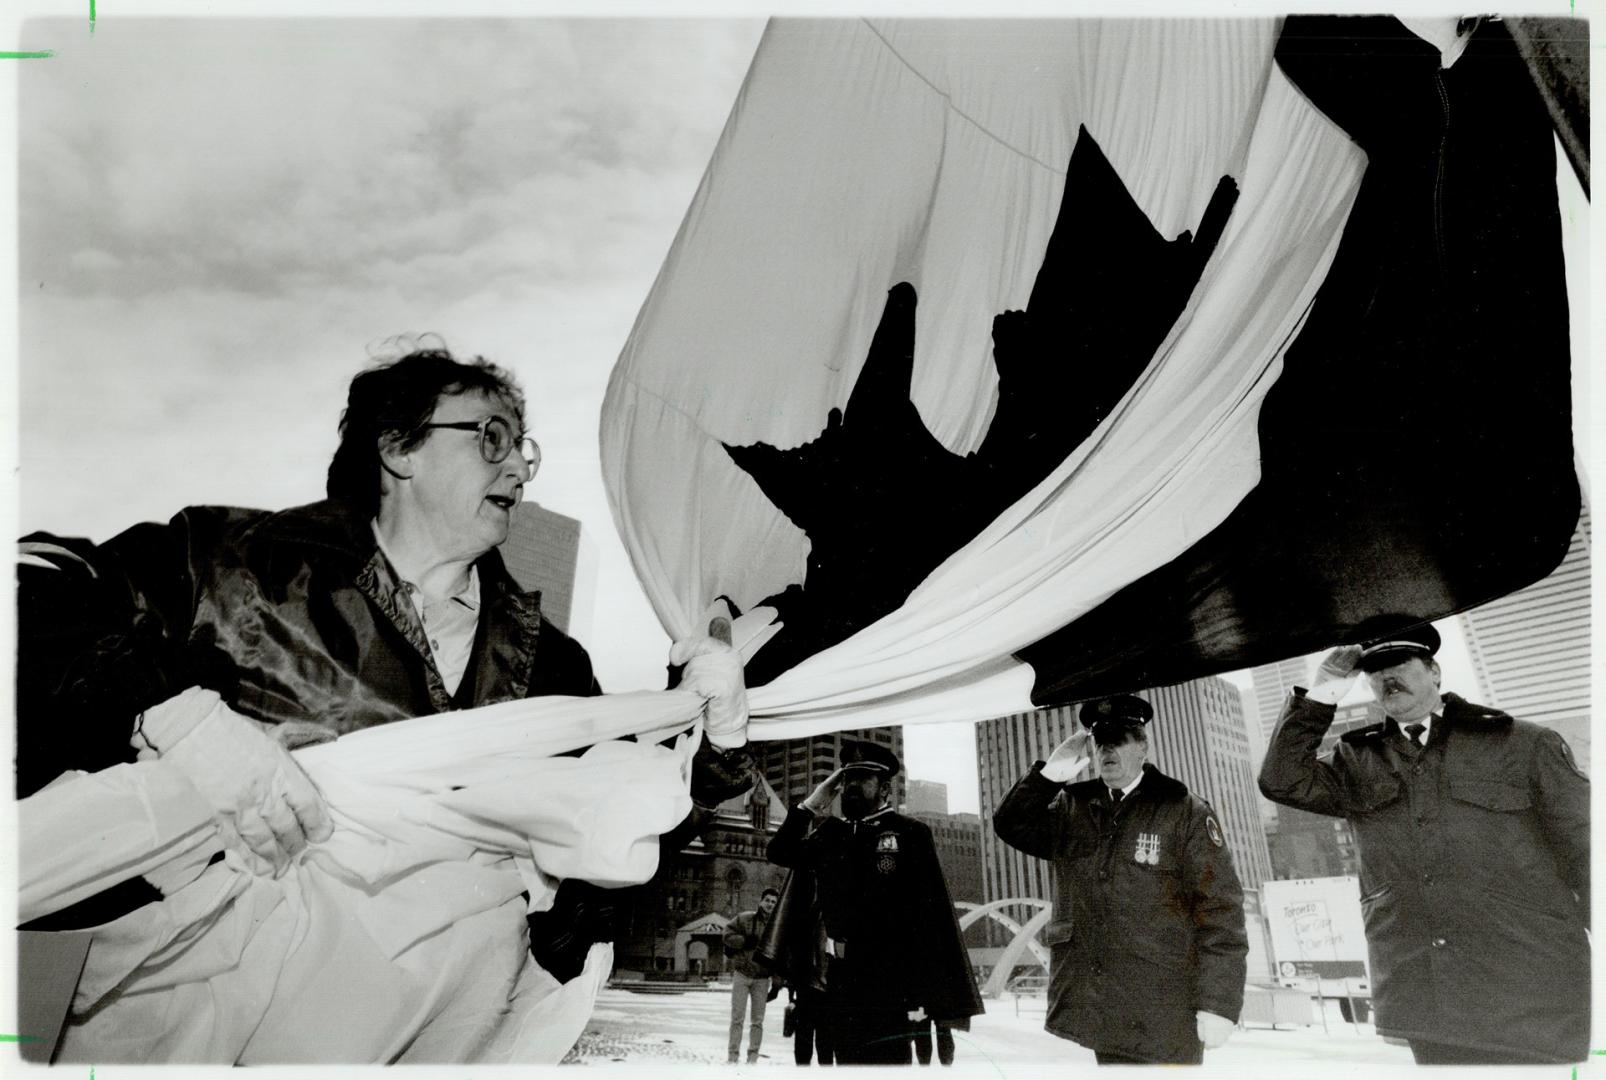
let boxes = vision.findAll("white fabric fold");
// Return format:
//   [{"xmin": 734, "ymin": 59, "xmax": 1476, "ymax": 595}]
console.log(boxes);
[
  {"xmin": 602, "ymin": 19, "xmax": 1367, "ymax": 734},
  {"xmin": 23, "ymin": 690, "xmax": 703, "ymax": 1063}
]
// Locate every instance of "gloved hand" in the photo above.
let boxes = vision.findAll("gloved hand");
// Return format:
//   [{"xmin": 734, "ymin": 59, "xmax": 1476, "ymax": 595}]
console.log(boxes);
[
  {"xmin": 1196, "ymin": 1010, "xmax": 1235, "ymax": 1049},
  {"xmin": 528, "ymin": 878, "xmax": 622, "ymax": 984},
  {"xmin": 669, "ymin": 614, "xmax": 749, "ymax": 749},
  {"xmin": 801, "ymin": 766, "xmax": 850, "ymax": 815},
  {"xmin": 1307, "ymin": 645, "xmax": 1363, "ymax": 705},
  {"xmin": 907, "ymin": 1006, "xmax": 928, "ymax": 1023},
  {"xmin": 134, "ymin": 687, "xmax": 332, "ymax": 874},
  {"xmin": 1040, "ymin": 730, "xmax": 1094, "ymax": 783}
]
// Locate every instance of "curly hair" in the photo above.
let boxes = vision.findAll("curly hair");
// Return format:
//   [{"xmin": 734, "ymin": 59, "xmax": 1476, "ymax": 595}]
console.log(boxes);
[{"xmin": 326, "ymin": 348, "xmax": 527, "ymax": 517}]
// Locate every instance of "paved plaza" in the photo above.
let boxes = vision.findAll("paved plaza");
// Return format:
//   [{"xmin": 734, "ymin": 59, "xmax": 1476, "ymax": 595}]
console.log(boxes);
[{"xmin": 562, "ymin": 983, "xmax": 1428, "ymax": 1073}]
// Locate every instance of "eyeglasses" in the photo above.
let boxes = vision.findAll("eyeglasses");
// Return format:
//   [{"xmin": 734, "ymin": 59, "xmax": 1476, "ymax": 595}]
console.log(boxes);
[{"xmin": 421, "ymin": 416, "xmax": 541, "ymax": 474}]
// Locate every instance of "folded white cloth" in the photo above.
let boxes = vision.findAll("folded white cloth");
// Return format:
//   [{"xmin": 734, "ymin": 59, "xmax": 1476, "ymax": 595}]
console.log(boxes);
[{"xmin": 23, "ymin": 689, "xmax": 704, "ymax": 1064}]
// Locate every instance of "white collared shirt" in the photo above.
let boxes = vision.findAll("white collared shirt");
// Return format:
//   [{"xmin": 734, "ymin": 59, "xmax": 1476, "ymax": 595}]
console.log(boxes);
[
  {"xmin": 371, "ymin": 523, "xmax": 482, "ymax": 697},
  {"xmin": 1106, "ymin": 772, "xmax": 1144, "ymax": 802}
]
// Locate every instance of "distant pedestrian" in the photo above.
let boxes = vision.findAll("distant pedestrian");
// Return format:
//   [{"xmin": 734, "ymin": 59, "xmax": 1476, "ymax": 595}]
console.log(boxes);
[
  {"xmin": 994, "ymin": 694, "xmax": 1247, "ymax": 1065},
  {"xmin": 724, "ymin": 887, "xmax": 780, "ymax": 1064},
  {"xmin": 768, "ymin": 740, "xmax": 982, "ymax": 1065},
  {"xmin": 1260, "ymin": 615, "xmax": 1590, "ymax": 1064}
]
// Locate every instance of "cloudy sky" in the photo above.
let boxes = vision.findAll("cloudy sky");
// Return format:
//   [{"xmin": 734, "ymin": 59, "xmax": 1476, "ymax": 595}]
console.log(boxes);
[
  {"xmin": 7, "ymin": 9, "xmax": 1587, "ymax": 816},
  {"xmin": 15, "ymin": 17, "xmax": 762, "ymax": 668}
]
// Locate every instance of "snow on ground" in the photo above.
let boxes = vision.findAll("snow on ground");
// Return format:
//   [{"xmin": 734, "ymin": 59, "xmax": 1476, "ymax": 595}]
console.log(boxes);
[{"xmin": 560, "ymin": 984, "xmax": 1489, "ymax": 1079}]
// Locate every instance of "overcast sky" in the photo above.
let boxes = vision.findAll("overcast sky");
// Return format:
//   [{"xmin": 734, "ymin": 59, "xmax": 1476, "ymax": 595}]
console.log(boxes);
[{"xmin": 7, "ymin": 10, "xmax": 1589, "ymax": 817}]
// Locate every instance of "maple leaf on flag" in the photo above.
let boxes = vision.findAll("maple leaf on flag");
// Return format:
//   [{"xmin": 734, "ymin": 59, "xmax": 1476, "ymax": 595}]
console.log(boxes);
[{"xmin": 725, "ymin": 127, "xmax": 1239, "ymax": 688}]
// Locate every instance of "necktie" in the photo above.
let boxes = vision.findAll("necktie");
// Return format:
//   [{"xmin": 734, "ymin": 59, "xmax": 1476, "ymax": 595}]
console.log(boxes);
[
  {"xmin": 1405, "ymin": 722, "xmax": 1427, "ymax": 746},
  {"xmin": 1110, "ymin": 789, "xmax": 1123, "ymax": 806}
]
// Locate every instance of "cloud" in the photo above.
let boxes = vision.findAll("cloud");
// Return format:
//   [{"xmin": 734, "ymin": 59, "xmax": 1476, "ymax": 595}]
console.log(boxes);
[
  {"xmin": 18, "ymin": 16, "xmax": 765, "ymax": 690},
  {"xmin": 21, "ymin": 18, "xmax": 762, "ymax": 305}
]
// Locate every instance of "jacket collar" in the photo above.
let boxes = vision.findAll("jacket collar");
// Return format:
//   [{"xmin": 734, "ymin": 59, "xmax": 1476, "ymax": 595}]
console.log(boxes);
[
  {"xmin": 1073, "ymin": 763, "xmax": 1187, "ymax": 803},
  {"xmin": 1340, "ymin": 691, "xmax": 1511, "ymax": 746}
]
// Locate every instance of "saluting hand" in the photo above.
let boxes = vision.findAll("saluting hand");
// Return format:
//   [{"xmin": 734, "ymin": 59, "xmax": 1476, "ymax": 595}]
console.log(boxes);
[
  {"xmin": 1308, "ymin": 645, "xmax": 1363, "ymax": 705},
  {"xmin": 801, "ymin": 766, "xmax": 851, "ymax": 815},
  {"xmin": 1041, "ymin": 730, "xmax": 1094, "ymax": 783}
]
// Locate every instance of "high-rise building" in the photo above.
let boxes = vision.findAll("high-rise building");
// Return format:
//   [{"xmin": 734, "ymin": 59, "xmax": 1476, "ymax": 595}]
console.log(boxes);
[
  {"xmin": 1251, "ymin": 655, "xmax": 1317, "ymax": 742},
  {"xmin": 975, "ymin": 705, "xmax": 1081, "ymax": 927},
  {"xmin": 1143, "ymin": 677, "xmax": 1275, "ymax": 893},
  {"xmin": 499, "ymin": 502, "xmax": 595, "ymax": 638},
  {"xmin": 905, "ymin": 779, "xmax": 949, "ymax": 816},
  {"xmin": 758, "ymin": 727, "xmax": 906, "ymax": 815},
  {"xmin": 1457, "ymin": 506, "xmax": 1591, "ymax": 768}
]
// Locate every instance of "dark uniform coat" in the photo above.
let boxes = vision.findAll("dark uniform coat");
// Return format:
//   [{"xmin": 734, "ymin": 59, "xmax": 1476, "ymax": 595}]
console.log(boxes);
[
  {"xmin": 993, "ymin": 762, "xmax": 1246, "ymax": 1062},
  {"xmin": 1259, "ymin": 690, "xmax": 1590, "ymax": 1062},
  {"xmin": 767, "ymin": 805, "xmax": 982, "ymax": 1060}
]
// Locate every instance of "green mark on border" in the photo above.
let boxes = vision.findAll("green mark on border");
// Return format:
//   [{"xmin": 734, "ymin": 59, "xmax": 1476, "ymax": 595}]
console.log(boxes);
[
  {"xmin": 0, "ymin": 1035, "xmax": 42, "ymax": 1042},
  {"xmin": 90, "ymin": 0, "xmax": 96, "ymax": 33},
  {"xmin": 0, "ymin": 51, "xmax": 55, "ymax": 59}
]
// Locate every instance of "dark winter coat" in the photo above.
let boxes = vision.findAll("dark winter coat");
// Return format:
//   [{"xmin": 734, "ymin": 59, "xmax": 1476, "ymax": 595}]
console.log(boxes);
[
  {"xmin": 767, "ymin": 806, "xmax": 983, "ymax": 1025},
  {"xmin": 17, "ymin": 499, "xmax": 749, "ymax": 964},
  {"xmin": 22, "ymin": 499, "xmax": 599, "ymax": 753},
  {"xmin": 993, "ymin": 763, "xmax": 1246, "ymax": 1061},
  {"xmin": 1259, "ymin": 690, "xmax": 1590, "ymax": 1062}
]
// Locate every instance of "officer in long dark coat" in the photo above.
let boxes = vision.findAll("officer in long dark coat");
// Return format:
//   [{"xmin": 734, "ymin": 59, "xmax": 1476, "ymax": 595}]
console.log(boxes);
[
  {"xmin": 993, "ymin": 695, "xmax": 1247, "ymax": 1064},
  {"xmin": 1259, "ymin": 616, "xmax": 1590, "ymax": 1064},
  {"xmin": 767, "ymin": 740, "xmax": 983, "ymax": 1064}
]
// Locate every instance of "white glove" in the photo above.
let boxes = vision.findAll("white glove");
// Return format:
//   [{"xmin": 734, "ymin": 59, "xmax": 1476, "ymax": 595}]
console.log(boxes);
[
  {"xmin": 135, "ymin": 687, "xmax": 333, "ymax": 875},
  {"xmin": 1196, "ymin": 1010, "xmax": 1235, "ymax": 1049},
  {"xmin": 1307, "ymin": 645, "xmax": 1363, "ymax": 705},
  {"xmin": 801, "ymin": 766, "xmax": 850, "ymax": 815},
  {"xmin": 669, "ymin": 614, "xmax": 749, "ymax": 749},
  {"xmin": 907, "ymin": 1006, "xmax": 927, "ymax": 1023},
  {"xmin": 1040, "ymin": 730, "xmax": 1094, "ymax": 783}
]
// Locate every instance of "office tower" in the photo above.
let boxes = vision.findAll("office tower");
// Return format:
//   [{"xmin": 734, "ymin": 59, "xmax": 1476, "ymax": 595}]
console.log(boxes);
[
  {"xmin": 1143, "ymin": 677, "xmax": 1275, "ymax": 893},
  {"xmin": 974, "ymin": 705, "xmax": 1081, "ymax": 926},
  {"xmin": 905, "ymin": 778, "xmax": 949, "ymax": 815},
  {"xmin": 1251, "ymin": 654, "xmax": 1317, "ymax": 741},
  {"xmin": 1457, "ymin": 506, "xmax": 1591, "ymax": 767},
  {"xmin": 499, "ymin": 502, "xmax": 593, "ymax": 637}
]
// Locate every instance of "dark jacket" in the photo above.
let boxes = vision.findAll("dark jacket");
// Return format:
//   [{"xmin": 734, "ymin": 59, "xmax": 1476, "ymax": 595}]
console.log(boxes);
[
  {"xmin": 767, "ymin": 806, "xmax": 983, "ymax": 1025},
  {"xmin": 31, "ymin": 500, "xmax": 599, "ymax": 747},
  {"xmin": 1259, "ymin": 690, "xmax": 1590, "ymax": 1062},
  {"xmin": 18, "ymin": 499, "xmax": 751, "ymax": 967},
  {"xmin": 723, "ymin": 908, "xmax": 773, "ymax": 979},
  {"xmin": 993, "ymin": 763, "xmax": 1246, "ymax": 1061}
]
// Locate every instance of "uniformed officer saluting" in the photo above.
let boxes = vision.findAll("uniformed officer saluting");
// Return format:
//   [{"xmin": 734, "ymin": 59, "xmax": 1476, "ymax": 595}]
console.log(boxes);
[
  {"xmin": 993, "ymin": 695, "xmax": 1247, "ymax": 1065},
  {"xmin": 767, "ymin": 740, "xmax": 983, "ymax": 1064},
  {"xmin": 1259, "ymin": 615, "xmax": 1590, "ymax": 1065}
]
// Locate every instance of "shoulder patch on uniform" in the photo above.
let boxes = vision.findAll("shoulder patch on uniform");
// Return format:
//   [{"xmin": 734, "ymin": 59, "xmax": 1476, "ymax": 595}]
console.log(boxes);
[
  {"xmin": 1556, "ymin": 738, "xmax": 1589, "ymax": 781},
  {"xmin": 1205, "ymin": 815, "xmax": 1225, "ymax": 848}
]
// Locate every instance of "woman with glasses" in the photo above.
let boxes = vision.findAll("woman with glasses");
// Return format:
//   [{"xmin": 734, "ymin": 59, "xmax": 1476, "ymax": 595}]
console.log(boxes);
[{"xmin": 17, "ymin": 343, "xmax": 751, "ymax": 981}]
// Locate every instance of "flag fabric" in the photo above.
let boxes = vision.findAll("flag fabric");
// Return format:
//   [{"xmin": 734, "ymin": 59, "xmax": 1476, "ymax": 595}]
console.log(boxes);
[
  {"xmin": 25, "ymin": 690, "xmax": 702, "ymax": 1064},
  {"xmin": 602, "ymin": 16, "xmax": 1578, "ymax": 733}
]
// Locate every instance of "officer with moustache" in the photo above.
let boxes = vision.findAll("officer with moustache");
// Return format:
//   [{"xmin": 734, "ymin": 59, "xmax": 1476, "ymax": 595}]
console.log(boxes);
[
  {"xmin": 994, "ymin": 695, "xmax": 1246, "ymax": 1065},
  {"xmin": 767, "ymin": 740, "xmax": 982, "ymax": 1064},
  {"xmin": 1260, "ymin": 615, "xmax": 1589, "ymax": 1064}
]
